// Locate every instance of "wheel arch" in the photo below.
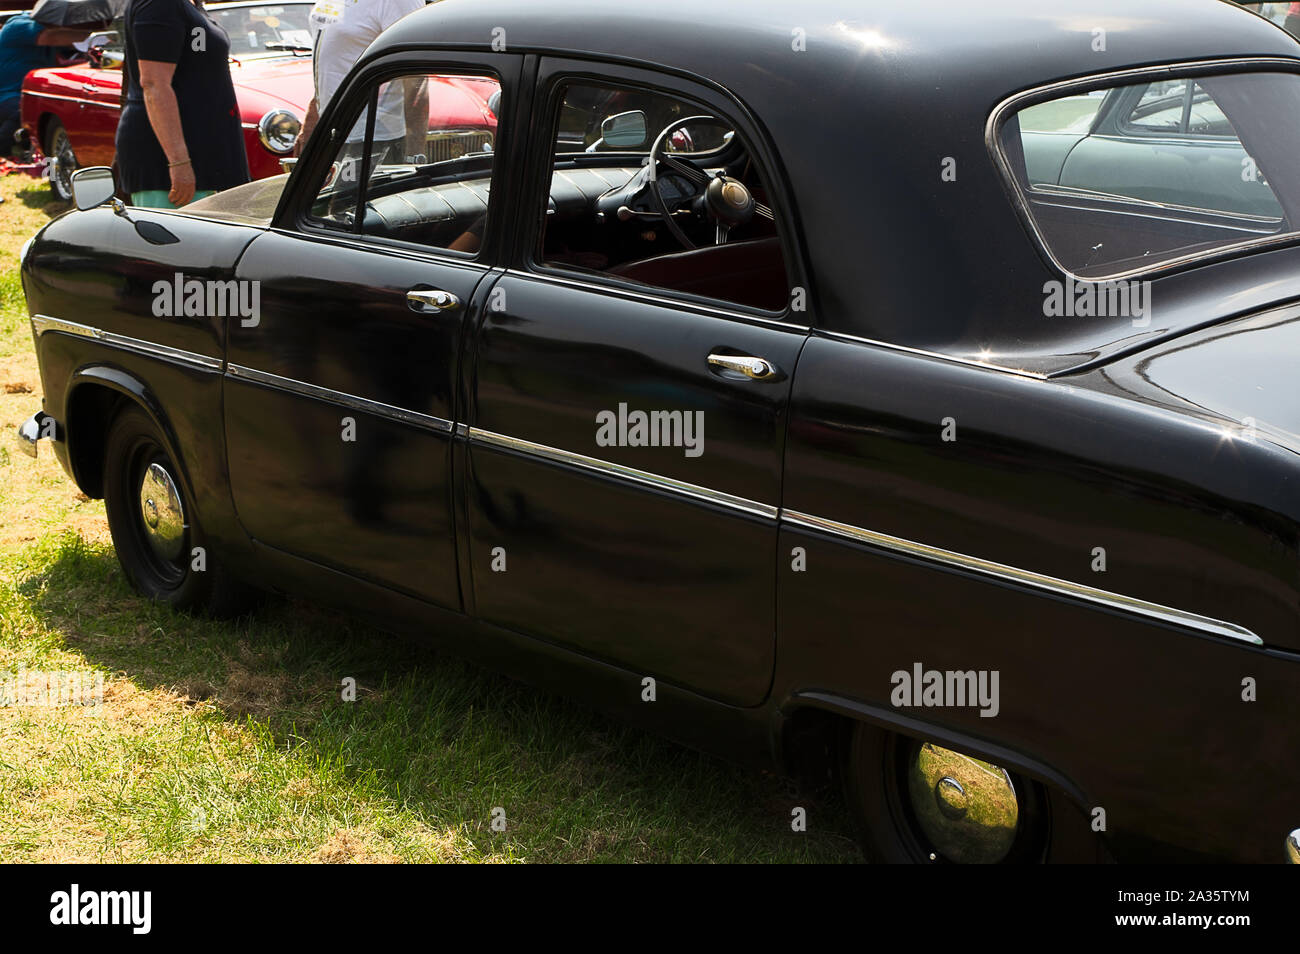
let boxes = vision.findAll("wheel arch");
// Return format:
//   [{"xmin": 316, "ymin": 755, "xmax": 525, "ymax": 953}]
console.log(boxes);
[
  {"xmin": 38, "ymin": 111, "xmax": 65, "ymax": 154},
  {"xmin": 64, "ymin": 366, "xmax": 196, "ymax": 509},
  {"xmin": 776, "ymin": 689, "xmax": 1107, "ymax": 856},
  {"xmin": 35, "ymin": 111, "xmax": 53, "ymax": 148}
]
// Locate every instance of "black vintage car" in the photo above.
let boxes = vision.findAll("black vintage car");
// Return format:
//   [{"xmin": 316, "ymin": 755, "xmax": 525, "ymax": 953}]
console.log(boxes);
[{"xmin": 15, "ymin": 0, "xmax": 1300, "ymax": 863}]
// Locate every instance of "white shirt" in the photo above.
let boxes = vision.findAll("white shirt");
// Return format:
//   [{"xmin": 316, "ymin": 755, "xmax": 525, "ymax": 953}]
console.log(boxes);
[{"xmin": 310, "ymin": 0, "xmax": 424, "ymax": 142}]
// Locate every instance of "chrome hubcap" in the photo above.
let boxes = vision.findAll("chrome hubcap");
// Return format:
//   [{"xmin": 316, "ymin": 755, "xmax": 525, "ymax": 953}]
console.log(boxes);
[
  {"xmin": 51, "ymin": 130, "xmax": 74, "ymax": 194},
  {"xmin": 138, "ymin": 461, "xmax": 185, "ymax": 563},
  {"xmin": 906, "ymin": 742, "xmax": 1020, "ymax": 863}
]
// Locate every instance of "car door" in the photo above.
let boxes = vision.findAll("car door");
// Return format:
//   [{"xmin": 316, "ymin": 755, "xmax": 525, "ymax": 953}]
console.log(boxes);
[
  {"xmin": 224, "ymin": 53, "xmax": 519, "ymax": 609},
  {"xmin": 75, "ymin": 63, "xmax": 122, "ymax": 166},
  {"xmin": 462, "ymin": 60, "xmax": 808, "ymax": 707}
]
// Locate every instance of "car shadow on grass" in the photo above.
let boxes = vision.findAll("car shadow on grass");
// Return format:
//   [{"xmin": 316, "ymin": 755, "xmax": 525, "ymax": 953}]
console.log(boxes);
[
  {"xmin": 14, "ymin": 181, "xmax": 70, "ymax": 217},
  {"xmin": 15, "ymin": 531, "xmax": 864, "ymax": 863}
]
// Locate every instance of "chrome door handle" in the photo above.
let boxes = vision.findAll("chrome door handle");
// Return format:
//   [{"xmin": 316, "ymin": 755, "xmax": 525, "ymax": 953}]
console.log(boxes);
[
  {"xmin": 407, "ymin": 288, "xmax": 460, "ymax": 312},
  {"xmin": 707, "ymin": 352, "xmax": 780, "ymax": 380}
]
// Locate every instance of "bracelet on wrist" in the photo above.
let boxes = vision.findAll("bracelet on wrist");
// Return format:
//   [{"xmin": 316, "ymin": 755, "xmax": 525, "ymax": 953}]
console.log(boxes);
[{"xmin": 168, "ymin": 158, "xmax": 192, "ymax": 169}]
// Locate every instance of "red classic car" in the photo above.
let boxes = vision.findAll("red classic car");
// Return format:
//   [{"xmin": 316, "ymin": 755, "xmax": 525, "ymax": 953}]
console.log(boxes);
[
  {"xmin": 20, "ymin": 0, "xmax": 498, "ymax": 200},
  {"xmin": 21, "ymin": 1, "xmax": 316, "ymax": 198}
]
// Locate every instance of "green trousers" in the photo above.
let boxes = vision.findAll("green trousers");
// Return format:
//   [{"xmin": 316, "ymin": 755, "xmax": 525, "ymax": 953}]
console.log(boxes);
[{"xmin": 130, "ymin": 189, "xmax": 216, "ymax": 209}]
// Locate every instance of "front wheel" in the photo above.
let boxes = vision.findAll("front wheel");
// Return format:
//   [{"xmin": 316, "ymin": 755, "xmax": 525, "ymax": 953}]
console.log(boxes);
[
  {"xmin": 844, "ymin": 723, "xmax": 1053, "ymax": 863},
  {"xmin": 103, "ymin": 405, "xmax": 255, "ymax": 617}
]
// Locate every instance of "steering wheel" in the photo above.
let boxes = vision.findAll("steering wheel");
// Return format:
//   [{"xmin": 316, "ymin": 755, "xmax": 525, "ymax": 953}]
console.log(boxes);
[{"xmin": 645, "ymin": 116, "xmax": 774, "ymax": 249}]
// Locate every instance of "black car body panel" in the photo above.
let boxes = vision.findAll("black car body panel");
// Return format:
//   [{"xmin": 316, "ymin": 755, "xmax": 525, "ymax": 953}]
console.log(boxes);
[{"xmin": 17, "ymin": 0, "xmax": 1300, "ymax": 862}]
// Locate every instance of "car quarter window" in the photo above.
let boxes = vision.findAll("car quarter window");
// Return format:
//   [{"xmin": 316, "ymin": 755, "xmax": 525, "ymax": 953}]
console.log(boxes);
[
  {"xmin": 537, "ymin": 79, "xmax": 792, "ymax": 314},
  {"xmin": 1003, "ymin": 71, "xmax": 1300, "ymax": 279},
  {"xmin": 307, "ymin": 69, "xmax": 501, "ymax": 254}
]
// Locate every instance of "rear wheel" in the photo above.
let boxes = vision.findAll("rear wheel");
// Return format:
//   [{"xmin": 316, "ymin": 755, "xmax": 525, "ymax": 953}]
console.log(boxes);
[
  {"xmin": 845, "ymin": 723, "xmax": 1053, "ymax": 863},
  {"xmin": 103, "ymin": 405, "xmax": 255, "ymax": 617},
  {"xmin": 43, "ymin": 118, "xmax": 76, "ymax": 202}
]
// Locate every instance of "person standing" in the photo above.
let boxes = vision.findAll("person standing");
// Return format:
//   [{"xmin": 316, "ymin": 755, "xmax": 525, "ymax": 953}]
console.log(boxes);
[
  {"xmin": 116, "ymin": 0, "xmax": 250, "ymax": 207},
  {"xmin": 0, "ymin": 13, "xmax": 99, "ymax": 157},
  {"xmin": 295, "ymin": 0, "xmax": 426, "ymax": 157},
  {"xmin": 1286, "ymin": 2, "xmax": 1300, "ymax": 39}
]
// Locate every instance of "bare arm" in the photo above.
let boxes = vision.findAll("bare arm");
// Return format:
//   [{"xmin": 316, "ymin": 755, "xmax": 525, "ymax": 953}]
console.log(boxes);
[
  {"xmin": 137, "ymin": 58, "xmax": 195, "ymax": 205},
  {"xmin": 294, "ymin": 95, "xmax": 319, "ymax": 156},
  {"xmin": 36, "ymin": 27, "xmax": 94, "ymax": 46}
]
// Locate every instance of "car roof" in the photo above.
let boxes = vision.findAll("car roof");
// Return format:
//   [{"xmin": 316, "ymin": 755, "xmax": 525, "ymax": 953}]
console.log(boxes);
[
  {"xmin": 384, "ymin": 0, "xmax": 1296, "ymax": 91},
  {"xmin": 375, "ymin": 0, "xmax": 1300, "ymax": 372}
]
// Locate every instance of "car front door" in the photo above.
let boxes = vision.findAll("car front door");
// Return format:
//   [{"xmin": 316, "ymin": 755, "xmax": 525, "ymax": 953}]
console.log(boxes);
[
  {"xmin": 75, "ymin": 63, "xmax": 122, "ymax": 166},
  {"xmin": 224, "ymin": 53, "xmax": 518, "ymax": 609},
  {"xmin": 462, "ymin": 61, "xmax": 807, "ymax": 706}
]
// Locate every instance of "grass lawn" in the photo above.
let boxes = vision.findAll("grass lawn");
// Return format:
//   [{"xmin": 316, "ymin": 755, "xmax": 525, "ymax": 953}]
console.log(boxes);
[
  {"xmin": 1017, "ymin": 95, "xmax": 1104, "ymax": 132},
  {"xmin": 0, "ymin": 172, "xmax": 862, "ymax": 863}
]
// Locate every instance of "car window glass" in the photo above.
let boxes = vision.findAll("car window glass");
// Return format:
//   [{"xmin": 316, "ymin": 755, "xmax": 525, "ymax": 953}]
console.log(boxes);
[
  {"xmin": 540, "ymin": 80, "xmax": 790, "ymax": 313},
  {"xmin": 307, "ymin": 70, "xmax": 500, "ymax": 253},
  {"xmin": 1016, "ymin": 90, "xmax": 1105, "ymax": 133},
  {"xmin": 210, "ymin": 3, "xmax": 314, "ymax": 58},
  {"xmin": 1126, "ymin": 80, "xmax": 1190, "ymax": 132},
  {"xmin": 1125, "ymin": 81, "xmax": 1235, "ymax": 136},
  {"xmin": 309, "ymin": 106, "xmax": 371, "ymax": 230},
  {"xmin": 1005, "ymin": 71, "xmax": 1299, "ymax": 279},
  {"xmin": 1187, "ymin": 84, "xmax": 1234, "ymax": 136},
  {"xmin": 101, "ymin": 15, "xmax": 125, "ymax": 53}
]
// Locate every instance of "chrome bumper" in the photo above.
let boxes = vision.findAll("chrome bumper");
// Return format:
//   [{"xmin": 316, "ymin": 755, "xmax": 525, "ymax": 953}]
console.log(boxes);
[{"xmin": 16, "ymin": 410, "xmax": 53, "ymax": 458}]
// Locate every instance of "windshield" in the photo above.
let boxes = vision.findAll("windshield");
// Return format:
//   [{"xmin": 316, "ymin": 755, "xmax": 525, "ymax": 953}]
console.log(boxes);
[
  {"xmin": 98, "ymin": 2, "xmax": 313, "ymax": 58},
  {"xmin": 210, "ymin": 3, "xmax": 313, "ymax": 57},
  {"xmin": 555, "ymin": 85, "xmax": 734, "ymax": 156}
]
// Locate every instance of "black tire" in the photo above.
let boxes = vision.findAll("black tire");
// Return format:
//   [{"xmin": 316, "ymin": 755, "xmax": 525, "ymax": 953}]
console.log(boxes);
[
  {"xmin": 43, "ymin": 118, "xmax": 76, "ymax": 203},
  {"xmin": 103, "ymin": 404, "xmax": 255, "ymax": 618},
  {"xmin": 844, "ymin": 722, "xmax": 1055, "ymax": 864}
]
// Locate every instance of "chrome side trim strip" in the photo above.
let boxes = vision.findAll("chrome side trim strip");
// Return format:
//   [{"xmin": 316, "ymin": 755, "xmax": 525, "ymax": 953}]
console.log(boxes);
[
  {"xmin": 31, "ymin": 315, "xmax": 97, "ymax": 339},
  {"xmin": 24, "ymin": 90, "xmax": 118, "ymax": 109},
  {"xmin": 226, "ymin": 363, "xmax": 454, "ymax": 433},
  {"xmin": 469, "ymin": 426, "xmax": 779, "ymax": 520},
  {"xmin": 1031, "ymin": 182, "xmax": 1282, "ymax": 228},
  {"xmin": 783, "ymin": 510, "xmax": 1264, "ymax": 647},
  {"xmin": 31, "ymin": 314, "xmax": 222, "ymax": 370},
  {"xmin": 25, "ymin": 320, "xmax": 1259, "ymax": 645},
  {"xmin": 814, "ymin": 329, "xmax": 1049, "ymax": 380}
]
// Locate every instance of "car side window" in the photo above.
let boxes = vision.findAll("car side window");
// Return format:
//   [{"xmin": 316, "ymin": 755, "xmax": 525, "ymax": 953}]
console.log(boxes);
[
  {"xmin": 307, "ymin": 70, "xmax": 501, "ymax": 254},
  {"xmin": 538, "ymin": 80, "xmax": 791, "ymax": 314},
  {"xmin": 1123, "ymin": 81, "xmax": 1236, "ymax": 138}
]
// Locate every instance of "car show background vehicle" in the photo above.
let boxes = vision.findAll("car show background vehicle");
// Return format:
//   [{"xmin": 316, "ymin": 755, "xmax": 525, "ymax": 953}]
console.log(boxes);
[
  {"xmin": 16, "ymin": 0, "xmax": 497, "ymax": 199},
  {"xmin": 1020, "ymin": 79, "xmax": 1282, "ymax": 220},
  {"xmin": 19, "ymin": 1, "xmax": 317, "ymax": 198},
  {"xmin": 14, "ymin": 0, "xmax": 1300, "ymax": 863}
]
